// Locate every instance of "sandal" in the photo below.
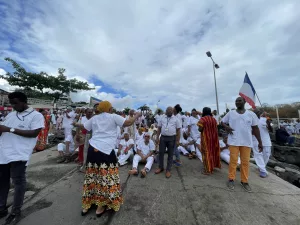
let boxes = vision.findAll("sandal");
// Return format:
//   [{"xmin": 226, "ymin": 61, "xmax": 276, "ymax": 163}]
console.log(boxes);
[{"xmin": 201, "ymin": 169, "xmax": 210, "ymax": 175}]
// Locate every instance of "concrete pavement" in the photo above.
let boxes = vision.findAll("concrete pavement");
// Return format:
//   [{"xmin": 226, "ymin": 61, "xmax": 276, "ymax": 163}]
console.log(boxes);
[{"xmin": 2, "ymin": 148, "xmax": 300, "ymax": 225}]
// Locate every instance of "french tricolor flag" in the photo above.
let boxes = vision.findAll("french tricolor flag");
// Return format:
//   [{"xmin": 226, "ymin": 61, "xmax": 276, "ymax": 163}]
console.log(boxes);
[{"xmin": 239, "ymin": 73, "xmax": 256, "ymax": 109}]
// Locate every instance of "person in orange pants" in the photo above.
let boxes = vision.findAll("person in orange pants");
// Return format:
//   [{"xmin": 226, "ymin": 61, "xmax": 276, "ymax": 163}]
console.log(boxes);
[{"xmin": 221, "ymin": 97, "xmax": 262, "ymax": 192}]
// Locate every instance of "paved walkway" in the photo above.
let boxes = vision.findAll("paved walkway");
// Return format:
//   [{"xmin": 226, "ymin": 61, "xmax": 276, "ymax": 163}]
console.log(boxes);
[{"xmin": 2, "ymin": 148, "xmax": 300, "ymax": 225}]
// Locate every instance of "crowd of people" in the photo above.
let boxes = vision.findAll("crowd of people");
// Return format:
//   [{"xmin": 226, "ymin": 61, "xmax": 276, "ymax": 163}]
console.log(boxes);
[{"xmin": 0, "ymin": 91, "xmax": 298, "ymax": 224}]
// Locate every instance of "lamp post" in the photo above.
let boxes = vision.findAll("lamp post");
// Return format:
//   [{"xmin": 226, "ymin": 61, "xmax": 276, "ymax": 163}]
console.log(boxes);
[{"xmin": 206, "ymin": 51, "xmax": 220, "ymax": 116}]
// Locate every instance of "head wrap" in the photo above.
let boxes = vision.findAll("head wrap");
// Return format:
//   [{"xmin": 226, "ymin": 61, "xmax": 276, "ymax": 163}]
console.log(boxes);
[{"xmin": 97, "ymin": 101, "xmax": 112, "ymax": 113}]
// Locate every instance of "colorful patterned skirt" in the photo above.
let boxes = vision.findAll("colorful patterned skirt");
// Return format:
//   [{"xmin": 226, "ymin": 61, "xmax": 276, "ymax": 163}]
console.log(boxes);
[{"xmin": 82, "ymin": 145, "xmax": 123, "ymax": 211}]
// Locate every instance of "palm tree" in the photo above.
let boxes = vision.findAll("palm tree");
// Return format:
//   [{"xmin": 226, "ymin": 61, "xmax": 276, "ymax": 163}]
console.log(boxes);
[
  {"xmin": 138, "ymin": 104, "xmax": 150, "ymax": 114},
  {"xmin": 123, "ymin": 107, "xmax": 131, "ymax": 115}
]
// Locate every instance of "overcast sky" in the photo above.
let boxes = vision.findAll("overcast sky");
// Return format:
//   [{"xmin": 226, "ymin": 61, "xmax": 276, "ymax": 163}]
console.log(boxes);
[{"xmin": 0, "ymin": 0, "xmax": 299, "ymax": 112}]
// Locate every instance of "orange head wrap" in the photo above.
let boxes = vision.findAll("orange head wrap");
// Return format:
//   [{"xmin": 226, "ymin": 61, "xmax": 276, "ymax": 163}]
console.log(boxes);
[{"xmin": 97, "ymin": 101, "xmax": 112, "ymax": 113}]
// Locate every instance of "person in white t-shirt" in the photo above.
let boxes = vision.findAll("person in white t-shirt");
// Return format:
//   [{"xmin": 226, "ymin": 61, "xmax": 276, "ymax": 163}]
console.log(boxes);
[
  {"xmin": 173, "ymin": 104, "xmax": 183, "ymax": 166},
  {"xmin": 252, "ymin": 109, "xmax": 273, "ymax": 178},
  {"xmin": 57, "ymin": 128, "xmax": 77, "ymax": 163},
  {"xmin": 129, "ymin": 132, "xmax": 155, "ymax": 177},
  {"xmin": 135, "ymin": 127, "xmax": 145, "ymax": 148},
  {"xmin": 0, "ymin": 92, "xmax": 44, "ymax": 223},
  {"xmin": 115, "ymin": 132, "xmax": 134, "ymax": 166},
  {"xmin": 178, "ymin": 132, "xmax": 195, "ymax": 156},
  {"xmin": 221, "ymin": 97, "xmax": 262, "ymax": 192},
  {"xmin": 62, "ymin": 107, "xmax": 76, "ymax": 138},
  {"xmin": 154, "ymin": 111, "xmax": 163, "ymax": 125},
  {"xmin": 187, "ymin": 109, "xmax": 200, "ymax": 141},
  {"xmin": 212, "ymin": 110, "xmax": 220, "ymax": 125},
  {"xmin": 219, "ymin": 134, "xmax": 240, "ymax": 166},
  {"xmin": 81, "ymin": 101, "xmax": 141, "ymax": 215}
]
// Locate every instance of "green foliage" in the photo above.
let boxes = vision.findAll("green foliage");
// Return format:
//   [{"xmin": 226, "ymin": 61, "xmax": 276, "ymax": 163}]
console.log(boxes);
[
  {"xmin": 1, "ymin": 58, "xmax": 94, "ymax": 101},
  {"xmin": 138, "ymin": 104, "xmax": 150, "ymax": 112},
  {"xmin": 155, "ymin": 108, "xmax": 163, "ymax": 114},
  {"xmin": 123, "ymin": 107, "xmax": 131, "ymax": 115}
]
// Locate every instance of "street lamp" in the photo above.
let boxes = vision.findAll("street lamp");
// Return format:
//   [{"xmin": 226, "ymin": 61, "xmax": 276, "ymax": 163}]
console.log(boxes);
[{"xmin": 206, "ymin": 51, "xmax": 220, "ymax": 115}]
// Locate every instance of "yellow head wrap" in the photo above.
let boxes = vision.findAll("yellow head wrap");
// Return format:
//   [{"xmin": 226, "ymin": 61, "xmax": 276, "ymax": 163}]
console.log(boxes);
[{"xmin": 97, "ymin": 101, "xmax": 112, "ymax": 113}]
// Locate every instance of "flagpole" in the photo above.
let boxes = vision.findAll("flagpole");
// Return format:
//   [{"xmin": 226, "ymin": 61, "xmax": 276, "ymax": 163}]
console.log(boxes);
[{"xmin": 255, "ymin": 93, "xmax": 262, "ymax": 107}]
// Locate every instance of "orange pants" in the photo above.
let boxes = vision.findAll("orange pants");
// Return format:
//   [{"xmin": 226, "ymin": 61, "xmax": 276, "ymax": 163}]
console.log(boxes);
[{"xmin": 228, "ymin": 146, "xmax": 251, "ymax": 183}]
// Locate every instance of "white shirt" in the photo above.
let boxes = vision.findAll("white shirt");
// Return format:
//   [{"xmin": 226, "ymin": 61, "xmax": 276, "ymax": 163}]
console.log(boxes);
[
  {"xmin": 219, "ymin": 140, "xmax": 230, "ymax": 154},
  {"xmin": 135, "ymin": 132, "xmax": 144, "ymax": 144},
  {"xmin": 188, "ymin": 116, "xmax": 200, "ymax": 139},
  {"xmin": 175, "ymin": 113, "xmax": 182, "ymax": 128},
  {"xmin": 137, "ymin": 140, "xmax": 155, "ymax": 156},
  {"xmin": 119, "ymin": 138, "xmax": 134, "ymax": 154},
  {"xmin": 253, "ymin": 117, "xmax": 272, "ymax": 147},
  {"xmin": 62, "ymin": 111, "xmax": 76, "ymax": 128},
  {"xmin": 158, "ymin": 115, "xmax": 181, "ymax": 136},
  {"xmin": 222, "ymin": 110, "xmax": 259, "ymax": 147},
  {"xmin": 84, "ymin": 113, "xmax": 126, "ymax": 155},
  {"xmin": 213, "ymin": 115, "xmax": 220, "ymax": 124},
  {"xmin": 65, "ymin": 134, "xmax": 75, "ymax": 152},
  {"xmin": 154, "ymin": 114, "xmax": 162, "ymax": 123},
  {"xmin": 180, "ymin": 137, "xmax": 193, "ymax": 145},
  {"xmin": 0, "ymin": 108, "xmax": 44, "ymax": 164},
  {"xmin": 80, "ymin": 116, "xmax": 88, "ymax": 125}
]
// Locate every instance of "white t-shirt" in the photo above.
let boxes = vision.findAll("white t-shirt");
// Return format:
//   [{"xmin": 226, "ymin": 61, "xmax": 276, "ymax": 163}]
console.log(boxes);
[
  {"xmin": 135, "ymin": 132, "xmax": 144, "ymax": 145},
  {"xmin": 84, "ymin": 113, "xmax": 126, "ymax": 155},
  {"xmin": 62, "ymin": 111, "xmax": 76, "ymax": 128},
  {"xmin": 175, "ymin": 113, "xmax": 182, "ymax": 128},
  {"xmin": 65, "ymin": 134, "xmax": 75, "ymax": 152},
  {"xmin": 137, "ymin": 140, "xmax": 155, "ymax": 156},
  {"xmin": 0, "ymin": 108, "xmax": 45, "ymax": 164},
  {"xmin": 80, "ymin": 116, "xmax": 88, "ymax": 125},
  {"xmin": 154, "ymin": 114, "xmax": 162, "ymax": 123},
  {"xmin": 213, "ymin": 115, "xmax": 220, "ymax": 124},
  {"xmin": 188, "ymin": 116, "xmax": 200, "ymax": 139},
  {"xmin": 119, "ymin": 138, "xmax": 134, "ymax": 154},
  {"xmin": 253, "ymin": 117, "xmax": 271, "ymax": 147},
  {"xmin": 222, "ymin": 110, "xmax": 259, "ymax": 148}
]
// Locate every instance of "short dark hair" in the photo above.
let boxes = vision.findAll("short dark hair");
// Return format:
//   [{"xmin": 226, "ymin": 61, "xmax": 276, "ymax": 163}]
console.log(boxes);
[
  {"xmin": 174, "ymin": 104, "xmax": 182, "ymax": 113},
  {"xmin": 8, "ymin": 92, "xmax": 28, "ymax": 103}
]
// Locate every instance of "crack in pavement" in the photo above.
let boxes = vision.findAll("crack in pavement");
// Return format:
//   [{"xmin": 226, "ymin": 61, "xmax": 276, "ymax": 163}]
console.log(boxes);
[{"xmin": 176, "ymin": 167, "xmax": 200, "ymax": 225}]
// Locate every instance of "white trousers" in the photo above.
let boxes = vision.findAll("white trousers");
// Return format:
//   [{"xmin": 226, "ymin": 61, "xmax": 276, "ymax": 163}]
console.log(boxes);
[
  {"xmin": 195, "ymin": 147, "xmax": 203, "ymax": 162},
  {"xmin": 119, "ymin": 151, "xmax": 133, "ymax": 165},
  {"xmin": 220, "ymin": 149, "xmax": 241, "ymax": 165},
  {"xmin": 64, "ymin": 127, "xmax": 72, "ymax": 138},
  {"xmin": 132, "ymin": 155, "xmax": 154, "ymax": 171},
  {"xmin": 178, "ymin": 145, "xmax": 195, "ymax": 155},
  {"xmin": 253, "ymin": 146, "xmax": 271, "ymax": 174}
]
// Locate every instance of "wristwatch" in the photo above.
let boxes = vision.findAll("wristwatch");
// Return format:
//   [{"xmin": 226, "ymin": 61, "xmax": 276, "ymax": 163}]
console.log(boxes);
[{"xmin": 10, "ymin": 128, "xmax": 15, "ymax": 133}]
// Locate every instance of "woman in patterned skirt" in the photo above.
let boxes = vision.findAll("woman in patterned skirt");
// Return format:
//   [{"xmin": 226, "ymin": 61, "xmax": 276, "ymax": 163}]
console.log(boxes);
[
  {"xmin": 81, "ymin": 101, "xmax": 140, "ymax": 217},
  {"xmin": 197, "ymin": 107, "xmax": 221, "ymax": 175}
]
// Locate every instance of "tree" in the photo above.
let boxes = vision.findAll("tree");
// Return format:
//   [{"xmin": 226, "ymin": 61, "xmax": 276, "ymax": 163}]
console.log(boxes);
[
  {"xmin": 155, "ymin": 108, "xmax": 163, "ymax": 115},
  {"xmin": 138, "ymin": 104, "xmax": 150, "ymax": 114},
  {"xmin": 123, "ymin": 107, "xmax": 131, "ymax": 115},
  {"xmin": 1, "ymin": 58, "xmax": 94, "ymax": 101}
]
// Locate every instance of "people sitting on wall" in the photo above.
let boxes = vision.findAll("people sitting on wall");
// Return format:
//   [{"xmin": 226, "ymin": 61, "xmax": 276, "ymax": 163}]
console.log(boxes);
[{"xmin": 276, "ymin": 126, "xmax": 295, "ymax": 146}]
